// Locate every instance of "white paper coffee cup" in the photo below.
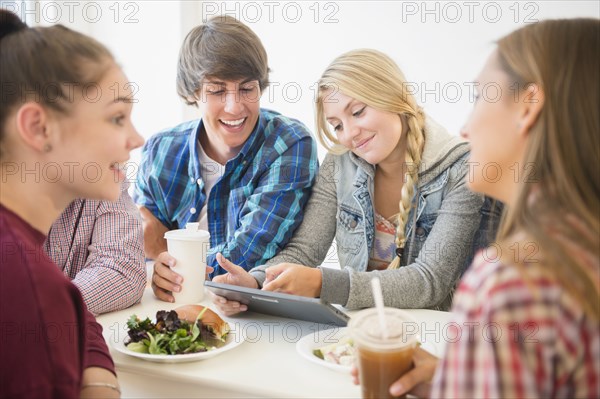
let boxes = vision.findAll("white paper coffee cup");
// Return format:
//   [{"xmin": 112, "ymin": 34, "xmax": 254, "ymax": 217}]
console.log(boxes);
[{"xmin": 164, "ymin": 226, "xmax": 210, "ymax": 304}]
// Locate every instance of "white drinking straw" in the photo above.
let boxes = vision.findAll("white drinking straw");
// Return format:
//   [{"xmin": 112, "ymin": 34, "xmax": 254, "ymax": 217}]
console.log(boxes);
[{"xmin": 370, "ymin": 277, "xmax": 389, "ymax": 340}]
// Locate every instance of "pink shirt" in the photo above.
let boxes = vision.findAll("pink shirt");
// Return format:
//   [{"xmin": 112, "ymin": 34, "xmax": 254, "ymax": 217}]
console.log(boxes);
[
  {"xmin": 0, "ymin": 204, "xmax": 115, "ymax": 398},
  {"xmin": 44, "ymin": 184, "xmax": 146, "ymax": 315}
]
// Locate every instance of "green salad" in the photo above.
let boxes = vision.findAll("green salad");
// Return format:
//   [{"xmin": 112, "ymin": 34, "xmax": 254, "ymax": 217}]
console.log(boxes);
[{"xmin": 124, "ymin": 309, "xmax": 226, "ymax": 355}]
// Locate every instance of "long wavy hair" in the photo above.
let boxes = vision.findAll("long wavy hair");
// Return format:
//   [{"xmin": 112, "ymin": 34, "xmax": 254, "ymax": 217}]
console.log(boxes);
[
  {"xmin": 495, "ymin": 19, "xmax": 599, "ymax": 318},
  {"xmin": 315, "ymin": 49, "xmax": 426, "ymax": 269}
]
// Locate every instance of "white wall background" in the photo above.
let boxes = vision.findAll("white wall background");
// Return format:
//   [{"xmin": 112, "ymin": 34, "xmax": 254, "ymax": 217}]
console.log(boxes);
[
  {"xmin": 3, "ymin": 0, "xmax": 599, "ymax": 167},
  {"xmin": 1, "ymin": 1, "xmax": 596, "ymax": 267}
]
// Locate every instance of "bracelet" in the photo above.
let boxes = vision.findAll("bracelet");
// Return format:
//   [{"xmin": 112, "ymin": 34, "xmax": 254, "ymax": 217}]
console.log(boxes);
[{"xmin": 81, "ymin": 382, "xmax": 121, "ymax": 394}]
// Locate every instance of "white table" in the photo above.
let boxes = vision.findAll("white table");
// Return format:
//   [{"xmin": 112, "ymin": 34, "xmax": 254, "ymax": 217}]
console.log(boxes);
[{"xmin": 97, "ymin": 288, "xmax": 454, "ymax": 398}]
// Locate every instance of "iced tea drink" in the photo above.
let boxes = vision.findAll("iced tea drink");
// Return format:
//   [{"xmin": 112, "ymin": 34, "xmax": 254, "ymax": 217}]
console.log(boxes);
[{"xmin": 349, "ymin": 308, "xmax": 419, "ymax": 399}]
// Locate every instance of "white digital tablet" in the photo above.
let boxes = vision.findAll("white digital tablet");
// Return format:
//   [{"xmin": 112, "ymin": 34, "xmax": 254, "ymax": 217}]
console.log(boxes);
[{"xmin": 204, "ymin": 281, "xmax": 350, "ymax": 327}]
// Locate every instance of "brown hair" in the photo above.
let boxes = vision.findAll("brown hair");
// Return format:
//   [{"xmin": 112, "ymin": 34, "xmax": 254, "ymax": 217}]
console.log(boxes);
[
  {"xmin": 315, "ymin": 49, "xmax": 426, "ymax": 268},
  {"xmin": 176, "ymin": 15, "xmax": 270, "ymax": 106},
  {"xmin": 0, "ymin": 9, "xmax": 114, "ymax": 158},
  {"xmin": 495, "ymin": 19, "xmax": 599, "ymax": 318}
]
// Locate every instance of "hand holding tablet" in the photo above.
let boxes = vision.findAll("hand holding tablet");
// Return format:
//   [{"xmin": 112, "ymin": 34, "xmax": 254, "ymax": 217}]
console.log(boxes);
[
  {"xmin": 262, "ymin": 263, "xmax": 324, "ymax": 298},
  {"xmin": 210, "ymin": 253, "xmax": 257, "ymax": 315}
]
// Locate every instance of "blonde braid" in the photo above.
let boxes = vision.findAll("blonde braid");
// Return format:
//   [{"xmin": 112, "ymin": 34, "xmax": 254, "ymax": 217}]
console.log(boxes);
[{"xmin": 388, "ymin": 112, "xmax": 425, "ymax": 269}]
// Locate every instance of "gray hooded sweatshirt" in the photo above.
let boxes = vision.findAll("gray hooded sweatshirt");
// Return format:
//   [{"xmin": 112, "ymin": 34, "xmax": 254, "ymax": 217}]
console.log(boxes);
[{"xmin": 250, "ymin": 118, "xmax": 500, "ymax": 310}]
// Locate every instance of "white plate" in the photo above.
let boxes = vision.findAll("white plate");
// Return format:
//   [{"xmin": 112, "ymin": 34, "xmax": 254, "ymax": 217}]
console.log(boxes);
[
  {"xmin": 296, "ymin": 327, "xmax": 353, "ymax": 374},
  {"xmin": 111, "ymin": 327, "xmax": 245, "ymax": 363}
]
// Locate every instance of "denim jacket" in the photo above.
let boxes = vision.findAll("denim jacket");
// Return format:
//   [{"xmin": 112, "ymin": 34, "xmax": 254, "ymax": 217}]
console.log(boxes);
[{"xmin": 252, "ymin": 118, "xmax": 501, "ymax": 310}]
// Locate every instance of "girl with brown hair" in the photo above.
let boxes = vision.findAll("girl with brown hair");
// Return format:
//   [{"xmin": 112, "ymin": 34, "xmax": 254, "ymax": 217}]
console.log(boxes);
[
  {"xmin": 0, "ymin": 9, "xmax": 143, "ymax": 398},
  {"xmin": 383, "ymin": 18, "xmax": 600, "ymax": 398}
]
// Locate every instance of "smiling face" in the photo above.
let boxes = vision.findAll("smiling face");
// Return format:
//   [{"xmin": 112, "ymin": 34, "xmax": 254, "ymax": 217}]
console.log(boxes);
[
  {"xmin": 196, "ymin": 78, "xmax": 261, "ymax": 163},
  {"xmin": 460, "ymin": 51, "xmax": 530, "ymax": 204},
  {"xmin": 51, "ymin": 63, "xmax": 144, "ymax": 201},
  {"xmin": 322, "ymin": 89, "xmax": 403, "ymax": 165}
]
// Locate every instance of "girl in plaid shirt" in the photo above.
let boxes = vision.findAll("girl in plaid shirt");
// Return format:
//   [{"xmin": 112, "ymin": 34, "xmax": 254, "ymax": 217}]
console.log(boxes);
[{"xmin": 381, "ymin": 19, "xmax": 600, "ymax": 398}]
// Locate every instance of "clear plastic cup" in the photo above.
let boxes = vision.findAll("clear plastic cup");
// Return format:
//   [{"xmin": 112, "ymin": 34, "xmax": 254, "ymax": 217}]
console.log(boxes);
[
  {"xmin": 163, "ymin": 224, "xmax": 210, "ymax": 304},
  {"xmin": 349, "ymin": 308, "xmax": 420, "ymax": 399}
]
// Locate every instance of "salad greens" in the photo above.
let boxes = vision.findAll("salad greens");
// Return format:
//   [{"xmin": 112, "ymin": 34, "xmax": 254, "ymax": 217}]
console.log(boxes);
[{"xmin": 125, "ymin": 309, "xmax": 224, "ymax": 355}]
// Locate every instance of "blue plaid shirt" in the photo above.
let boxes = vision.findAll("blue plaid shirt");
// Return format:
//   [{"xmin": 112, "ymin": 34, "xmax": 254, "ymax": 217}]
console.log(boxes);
[{"xmin": 134, "ymin": 109, "xmax": 318, "ymax": 276}]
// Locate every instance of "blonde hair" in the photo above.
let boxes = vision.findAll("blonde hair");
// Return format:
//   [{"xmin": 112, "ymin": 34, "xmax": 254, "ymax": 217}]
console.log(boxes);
[
  {"xmin": 315, "ymin": 49, "xmax": 426, "ymax": 268},
  {"xmin": 496, "ymin": 19, "xmax": 599, "ymax": 318}
]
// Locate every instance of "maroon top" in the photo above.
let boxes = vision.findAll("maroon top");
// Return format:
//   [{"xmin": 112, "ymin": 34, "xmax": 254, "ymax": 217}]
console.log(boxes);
[{"xmin": 0, "ymin": 204, "xmax": 115, "ymax": 398}]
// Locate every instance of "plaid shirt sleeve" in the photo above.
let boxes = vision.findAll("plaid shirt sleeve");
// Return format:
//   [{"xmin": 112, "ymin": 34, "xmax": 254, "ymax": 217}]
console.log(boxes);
[
  {"xmin": 431, "ymin": 251, "xmax": 600, "ymax": 398},
  {"xmin": 132, "ymin": 125, "xmax": 201, "ymax": 231},
  {"xmin": 209, "ymin": 129, "xmax": 318, "ymax": 273},
  {"xmin": 133, "ymin": 135, "xmax": 173, "ymax": 229},
  {"xmin": 46, "ymin": 183, "xmax": 146, "ymax": 315}
]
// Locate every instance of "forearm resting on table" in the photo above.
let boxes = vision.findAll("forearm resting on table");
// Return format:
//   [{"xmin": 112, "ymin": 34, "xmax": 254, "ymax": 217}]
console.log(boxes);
[
  {"xmin": 80, "ymin": 367, "xmax": 120, "ymax": 398},
  {"xmin": 73, "ymin": 274, "xmax": 142, "ymax": 316},
  {"xmin": 139, "ymin": 206, "xmax": 168, "ymax": 259}
]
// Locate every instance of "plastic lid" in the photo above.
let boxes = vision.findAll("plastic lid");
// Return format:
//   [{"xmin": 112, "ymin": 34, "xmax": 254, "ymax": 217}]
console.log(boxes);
[
  {"xmin": 164, "ymin": 228, "xmax": 210, "ymax": 242},
  {"xmin": 349, "ymin": 308, "xmax": 419, "ymax": 350}
]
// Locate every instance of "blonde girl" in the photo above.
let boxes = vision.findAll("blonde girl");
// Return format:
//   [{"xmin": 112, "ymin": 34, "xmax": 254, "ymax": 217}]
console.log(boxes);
[{"xmin": 212, "ymin": 49, "xmax": 499, "ymax": 312}]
